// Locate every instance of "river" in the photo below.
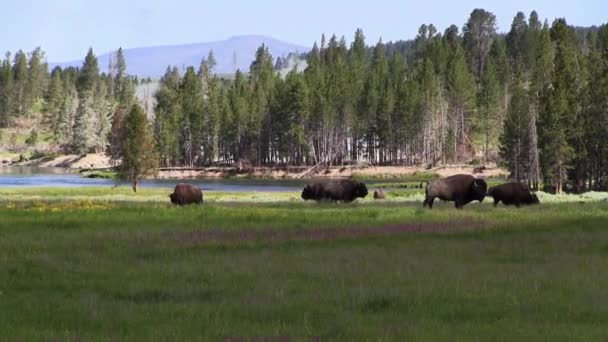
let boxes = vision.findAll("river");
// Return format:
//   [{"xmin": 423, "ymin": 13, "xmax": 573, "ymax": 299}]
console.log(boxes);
[{"xmin": 0, "ymin": 166, "xmax": 306, "ymax": 192}]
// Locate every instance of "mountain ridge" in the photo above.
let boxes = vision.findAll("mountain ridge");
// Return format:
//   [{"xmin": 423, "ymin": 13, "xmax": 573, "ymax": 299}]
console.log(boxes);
[{"xmin": 49, "ymin": 35, "xmax": 310, "ymax": 77}]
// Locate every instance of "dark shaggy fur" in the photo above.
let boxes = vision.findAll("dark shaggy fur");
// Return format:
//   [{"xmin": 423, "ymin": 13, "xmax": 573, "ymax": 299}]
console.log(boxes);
[
  {"xmin": 301, "ymin": 179, "xmax": 368, "ymax": 202},
  {"xmin": 422, "ymin": 174, "xmax": 487, "ymax": 209},
  {"xmin": 487, "ymin": 182, "xmax": 540, "ymax": 207},
  {"xmin": 169, "ymin": 183, "xmax": 203, "ymax": 206}
]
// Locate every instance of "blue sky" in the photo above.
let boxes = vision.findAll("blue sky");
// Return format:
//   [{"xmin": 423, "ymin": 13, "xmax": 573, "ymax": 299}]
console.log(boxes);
[{"xmin": 2, "ymin": 0, "xmax": 606, "ymax": 62}]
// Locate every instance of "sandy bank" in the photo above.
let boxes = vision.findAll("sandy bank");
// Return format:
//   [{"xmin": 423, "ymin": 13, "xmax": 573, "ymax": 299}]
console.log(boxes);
[{"xmin": 13, "ymin": 153, "xmax": 509, "ymax": 179}]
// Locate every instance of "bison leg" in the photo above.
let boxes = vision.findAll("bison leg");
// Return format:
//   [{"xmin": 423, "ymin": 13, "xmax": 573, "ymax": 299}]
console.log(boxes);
[
  {"xmin": 493, "ymin": 198, "xmax": 499, "ymax": 207},
  {"xmin": 425, "ymin": 197, "xmax": 435, "ymax": 209},
  {"xmin": 454, "ymin": 198, "xmax": 464, "ymax": 209}
]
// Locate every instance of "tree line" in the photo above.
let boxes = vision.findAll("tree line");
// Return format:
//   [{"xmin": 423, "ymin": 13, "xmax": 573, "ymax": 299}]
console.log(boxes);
[{"xmin": 0, "ymin": 9, "xmax": 607, "ymax": 193}]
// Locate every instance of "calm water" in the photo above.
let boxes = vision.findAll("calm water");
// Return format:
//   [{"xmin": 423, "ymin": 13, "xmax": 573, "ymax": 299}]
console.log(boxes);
[{"xmin": 0, "ymin": 166, "xmax": 305, "ymax": 192}]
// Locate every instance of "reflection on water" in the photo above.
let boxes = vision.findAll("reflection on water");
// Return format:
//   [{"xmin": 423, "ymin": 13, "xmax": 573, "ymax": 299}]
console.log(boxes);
[
  {"xmin": 0, "ymin": 166, "xmax": 70, "ymax": 175},
  {"xmin": 0, "ymin": 166, "xmax": 305, "ymax": 192}
]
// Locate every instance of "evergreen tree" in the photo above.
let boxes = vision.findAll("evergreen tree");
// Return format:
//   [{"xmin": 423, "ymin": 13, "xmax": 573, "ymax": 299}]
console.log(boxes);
[
  {"xmin": 106, "ymin": 107, "xmax": 126, "ymax": 166},
  {"xmin": 71, "ymin": 90, "xmax": 96, "ymax": 154},
  {"xmin": 463, "ymin": 9, "xmax": 497, "ymax": 80},
  {"xmin": 154, "ymin": 66, "xmax": 182, "ymax": 166},
  {"xmin": 249, "ymin": 44, "xmax": 276, "ymax": 164},
  {"xmin": 77, "ymin": 48, "xmax": 99, "ymax": 94},
  {"xmin": 476, "ymin": 56, "xmax": 501, "ymax": 162},
  {"xmin": 349, "ymin": 28, "xmax": 368, "ymax": 160},
  {"xmin": 550, "ymin": 19, "xmax": 585, "ymax": 192},
  {"xmin": 227, "ymin": 70, "xmax": 250, "ymax": 160},
  {"xmin": 446, "ymin": 42, "xmax": 476, "ymax": 162},
  {"xmin": 206, "ymin": 50, "xmax": 217, "ymax": 72},
  {"xmin": 43, "ymin": 69, "xmax": 65, "ymax": 142},
  {"xmin": 0, "ymin": 52, "xmax": 13, "ymax": 127},
  {"xmin": 27, "ymin": 47, "xmax": 49, "ymax": 111},
  {"xmin": 12, "ymin": 50, "xmax": 29, "ymax": 118},
  {"xmin": 583, "ymin": 24, "xmax": 608, "ymax": 189},
  {"xmin": 179, "ymin": 66, "xmax": 204, "ymax": 166},
  {"xmin": 117, "ymin": 104, "xmax": 159, "ymax": 192},
  {"xmin": 507, "ymin": 12, "xmax": 529, "ymax": 69},
  {"xmin": 500, "ymin": 77, "xmax": 529, "ymax": 181}
]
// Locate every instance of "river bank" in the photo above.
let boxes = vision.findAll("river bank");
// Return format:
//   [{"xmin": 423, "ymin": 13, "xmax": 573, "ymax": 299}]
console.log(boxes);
[{"xmin": 5, "ymin": 152, "xmax": 510, "ymax": 180}]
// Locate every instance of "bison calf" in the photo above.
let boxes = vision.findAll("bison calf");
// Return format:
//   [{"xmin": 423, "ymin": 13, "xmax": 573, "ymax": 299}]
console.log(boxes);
[
  {"xmin": 301, "ymin": 179, "xmax": 368, "ymax": 202},
  {"xmin": 373, "ymin": 189, "xmax": 386, "ymax": 200},
  {"xmin": 487, "ymin": 182, "xmax": 539, "ymax": 207},
  {"xmin": 169, "ymin": 183, "xmax": 203, "ymax": 206},
  {"xmin": 422, "ymin": 174, "xmax": 487, "ymax": 209}
]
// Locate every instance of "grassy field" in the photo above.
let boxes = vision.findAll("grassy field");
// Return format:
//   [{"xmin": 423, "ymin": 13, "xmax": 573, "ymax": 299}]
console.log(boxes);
[{"xmin": 1, "ymin": 187, "xmax": 608, "ymax": 340}]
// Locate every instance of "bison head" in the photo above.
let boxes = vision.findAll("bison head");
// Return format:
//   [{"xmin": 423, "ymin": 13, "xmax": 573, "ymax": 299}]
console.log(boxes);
[
  {"xmin": 472, "ymin": 178, "xmax": 487, "ymax": 202},
  {"xmin": 169, "ymin": 193, "xmax": 178, "ymax": 204},
  {"xmin": 526, "ymin": 193, "xmax": 540, "ymax": 205},
  {"xmin": 355, "ymin": 182, "xmax": 368, "ymax": 199},
  {"xmin": 301, "ymin": 184, "xmax": 313, "ymax": 200}
]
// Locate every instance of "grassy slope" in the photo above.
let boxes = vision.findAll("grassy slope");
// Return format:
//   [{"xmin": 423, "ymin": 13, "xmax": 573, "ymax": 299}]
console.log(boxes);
[{"xmin": 1, "ymin": 188, "xmax": 607, "ymax": 340}]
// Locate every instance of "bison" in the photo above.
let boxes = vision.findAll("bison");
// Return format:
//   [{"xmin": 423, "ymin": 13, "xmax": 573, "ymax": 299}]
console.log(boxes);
[
  {"xmin": 301, "ymin": 179, "xmax": 368, "ymax": 202},
  {"xmin": 487, "ymin": 182, "xmax": 540, "ymax": 207},
  {"xmin": 373, "ymin": 189, "xmax": 386, "ymax": 200},
  {"xmin": 422, "ymin": 174, "xmax": 487, "ymax": 209},
  {"xmin": 169, "ymin": 183, "xmax": 203, "ymax": 206}
]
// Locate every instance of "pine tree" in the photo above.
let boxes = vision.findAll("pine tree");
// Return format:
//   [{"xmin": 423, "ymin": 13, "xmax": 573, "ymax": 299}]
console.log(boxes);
[
  {"xmin": 179, "ymin": 66, "xmax": 204, "ymax": 166},
  {"xmin": 446, "ymin": 42, "xmax": 476, "ymax": 162},
  {"xmin": 348, "ymin": 28, "xmax": 368, "ymax": 160},
  {"xmin": 43, "ymin": 69, "xmax": 65, "ymax": 142},
  {"xmin": 12, "ymin": 50, "xmax": 29, "ymax": 118},
  {"xmin": 227, "ymin": 70, "xmax": 250, "ymax": 160},
  {"xmin": 463, "ymin": 9, "xmax": 497, "ymax": 80},
  {"xmin": 304, "ymin": 41, "xmax": 328, "ymax": 164},
  {"xmin": 273, "ymin": 69, "xmax": 309, "ymax": 164},
  {"xmin": 77, "ymin": 48, "xmax": 99, "ymax": 94},
  {"xmin": 153, "ymin": 66, "xmax": 182, "ymax": 166},
  {"xmin": 202, "ymin": 76, "xmax": 221, "ymax": 163},
  {"xmin": 476, "ymin": 55, "xmax": 501, "ymax": 162},
  {"xmin": 27, "ymin": 47, "xmax": 49, "ymax": 113},
  {"xmin": 91, "ymin": 80, "xmax": 112, "ymax": 152},
  {"xmin": 106, "ymin": 107, "xmax": 126, "ymax": 166},
  {"xmin": 583, "ymin": 24, "xmax": 608, "ymax": 189},
  {"xmin": 500, "ymin": 77, "xmax": 529, "ymax": 181},
  {"xmin": 551, "ymin": 19, "xmax": 585, "ymax": 192},
  {"xmin": 117, "ymin": 104, "xmax": 159, "ymax": 192},
  {"xmin": 0, "ymin": 52, "xmax": 13, "ymax": 127},
  {"xmin": 507, "ymin": 12, "xmax": 529, "ymax": 69},
  {"xmin": 206, "ymin": 50, "xmax": 217, "ymax": 72},
  {"xmin": 71, "ymin": 90, "xmax": 96, "ymax": 154},
  {"xmin": 249, "ymin": 44, "xmax": 277, "ymax": 164}
]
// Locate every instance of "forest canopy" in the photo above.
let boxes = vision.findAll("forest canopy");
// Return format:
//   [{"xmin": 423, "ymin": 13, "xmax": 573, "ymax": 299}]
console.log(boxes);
[{"xmin": 0, "ymin": 9, "xmax": 606, "ymax": 193}]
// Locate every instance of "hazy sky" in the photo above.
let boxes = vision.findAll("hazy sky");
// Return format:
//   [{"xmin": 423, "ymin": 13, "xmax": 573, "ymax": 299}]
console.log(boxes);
[{"xmin": 2, "ymin": 0, "xmax": 606, "ymax": 62}]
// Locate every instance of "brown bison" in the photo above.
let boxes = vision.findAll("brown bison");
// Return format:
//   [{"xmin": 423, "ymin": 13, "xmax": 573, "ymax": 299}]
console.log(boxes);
[
  {"xmin": 487, "ymin": 182, "xmax": 540, "ymax": 207},
  {"xmin": 301, "ymin": 179, "xmax": 368, "ymax": 202},
  {"xmin": 422, "ymin": 174, "xmax": 487, "ymax": 209},
  {"xmin": 169, "ymin": 183, "xmax": 203, "ymax": 206},
  {"xmin": 373, "ymin": 189, "xmax": 386, "ymax": 200}
]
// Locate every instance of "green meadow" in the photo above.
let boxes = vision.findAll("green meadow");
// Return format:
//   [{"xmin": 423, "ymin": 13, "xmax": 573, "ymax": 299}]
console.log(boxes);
[{"xmin": 1, "ymin": 187, "xmax": 608, "ymax": 340}]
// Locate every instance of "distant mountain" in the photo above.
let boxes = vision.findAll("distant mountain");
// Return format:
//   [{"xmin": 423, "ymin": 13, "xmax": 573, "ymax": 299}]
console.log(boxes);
[{"xmin": 49, "ymin": 35, "xmax": 310, "ymax": 78}]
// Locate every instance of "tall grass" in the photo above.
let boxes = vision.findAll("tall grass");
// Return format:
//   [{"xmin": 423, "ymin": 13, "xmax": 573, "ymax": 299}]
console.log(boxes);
[{"xmin": 1, "ymin": 188, "xmax": 608, "ymax": 340}]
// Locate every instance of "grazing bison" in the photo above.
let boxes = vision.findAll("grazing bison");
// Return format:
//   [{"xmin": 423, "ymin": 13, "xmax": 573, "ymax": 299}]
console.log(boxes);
[
  {"xmin": 301, "ymin": 179, "xmax": 368, "ymax": 202},
  {"xmin": 169, "ymin": 183, "xmax": 203, "ymax": 206},
  {"xmin": 487, "ymin": 182, "xmax": 540, "ymax": 207},
  {"xmin": 422, "ymin": 174, "xmax": 487, "ymax": 209},
  {"xmin": 373, "ymin": 189, "xmax": 386, "ymax": 200}
]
